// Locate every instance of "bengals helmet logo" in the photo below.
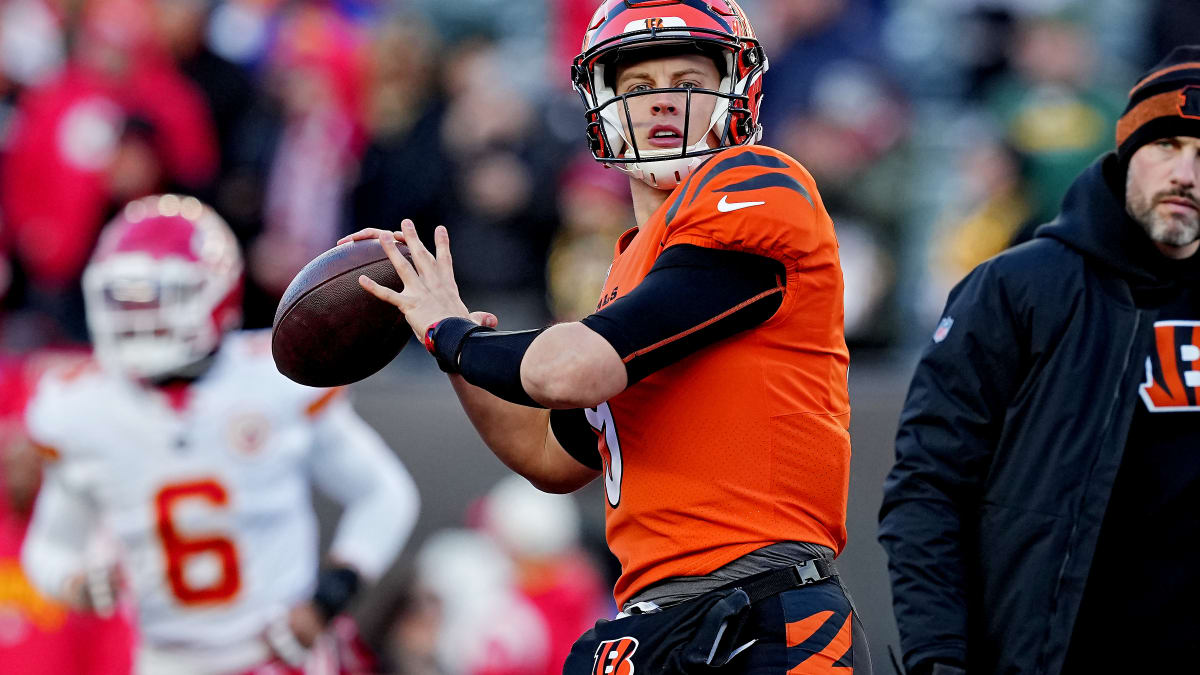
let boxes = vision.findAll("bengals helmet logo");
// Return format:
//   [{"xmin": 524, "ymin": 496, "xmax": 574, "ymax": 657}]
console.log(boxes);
[
  {"xmin": 592, "ymin": 636, "xmax": 639, "ymax": 675},
  {"xmin": 1139, "ymin": 321, "xmax": 1200, "ymax": 412},
  {"xmin": 1180, "ymin": 86, "xmax": 1200, "ymax": 120}
]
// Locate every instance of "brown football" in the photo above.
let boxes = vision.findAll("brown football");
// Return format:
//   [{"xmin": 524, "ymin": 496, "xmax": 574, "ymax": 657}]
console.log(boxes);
[{"xmin": 271, "ymin": 239, "xmax": 412, "ymax": 387}]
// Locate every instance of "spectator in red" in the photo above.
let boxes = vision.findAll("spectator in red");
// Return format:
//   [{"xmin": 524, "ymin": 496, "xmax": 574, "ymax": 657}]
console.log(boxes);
[
  {"xmin": 550, "ymin": 0, "xmax": 600, "ymax": 85},
  {"xmin": 476, "ymin": 476, "xmax": 612, "ymax": 675},
  {"xmin": 0, "ymin": 354, "xmax": 135, "ymax": 674},
  {"xmin": 0, "ymin": 0, "xmax": 217, "ymax": 341},
  {"xmin": 238, "ymin": 4, "xmax": 370, "ymax": 317}
]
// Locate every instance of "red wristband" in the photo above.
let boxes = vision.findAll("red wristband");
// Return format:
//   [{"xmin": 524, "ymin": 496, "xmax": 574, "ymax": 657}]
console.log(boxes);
[{"xmin": 423, "ymin": 320, "xmax": 441, "ymax": 355}]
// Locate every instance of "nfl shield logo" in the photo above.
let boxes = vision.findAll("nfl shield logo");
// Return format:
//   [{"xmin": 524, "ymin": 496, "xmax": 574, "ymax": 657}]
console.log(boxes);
[{"xmin": 933, "ymin": 316, "xmax": 954, "ymax": 343}]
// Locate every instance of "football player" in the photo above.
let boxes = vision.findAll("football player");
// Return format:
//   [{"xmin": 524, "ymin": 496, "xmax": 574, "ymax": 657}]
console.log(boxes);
[
  {"xmin": 345, "ymin": 1, "xmax": 870, "ymax": 672},
  {"xmin": 21, "ymin": 194, "xmax": 419, "ymax": 675}
]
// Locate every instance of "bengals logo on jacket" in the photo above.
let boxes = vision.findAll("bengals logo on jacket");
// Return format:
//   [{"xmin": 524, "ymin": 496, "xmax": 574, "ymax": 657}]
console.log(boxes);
[
  {"xmin": 592, "ymin": 637, "xmax": 639, "ymax": 675},
  {"xmin": 1139, "ymin": 320, "xmax": 1200, "ymax": 412}
]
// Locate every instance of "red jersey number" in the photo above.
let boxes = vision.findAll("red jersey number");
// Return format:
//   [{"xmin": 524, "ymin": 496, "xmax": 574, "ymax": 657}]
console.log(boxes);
[
  {"xmin": 154, "ymin": 478, "xmax": 242, "ymax": 605},
  {"xmin": 585, "ymin": 403, "xmax": 623, "ymax": 508}
]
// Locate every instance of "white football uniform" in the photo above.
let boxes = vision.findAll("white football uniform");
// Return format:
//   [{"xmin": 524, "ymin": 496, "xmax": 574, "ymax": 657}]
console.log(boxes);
[{"xmin": 21, "ymin": 331, "xmax": 418, "ymax": 663}]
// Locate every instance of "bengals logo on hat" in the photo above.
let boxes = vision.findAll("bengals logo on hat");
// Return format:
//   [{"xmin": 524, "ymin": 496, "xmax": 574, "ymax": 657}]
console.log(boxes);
[
  {"xmin": 1139, "ymin": 321, "xmax": 1200, "ymax": 412},
  {"xmin": 1180, "ymin": 86, "xmax": 1200, "ymax": 119},
  {"xmin": 592, "ymin": 636, "xmax": 639, "ymax": 675}
]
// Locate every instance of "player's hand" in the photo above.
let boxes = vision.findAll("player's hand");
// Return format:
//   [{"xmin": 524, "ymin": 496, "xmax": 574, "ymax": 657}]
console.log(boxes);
[
  {"xmin": 62, "ymin": 566, "xmax": 119, "ymax": 616},
  {"xmin": 337, "ymin": 228, "xmax": 403, "ymax": 246},
  {"xmin": 264, "ymin": 605, "xmax": 318, "ymax": 666},
  {"xmin": 355, "ymin": 219, "xmax": 498, "ymax": 339},
  {"xmin": 287, "ymin": 602, "xmax": 325, "ymax": 649}
]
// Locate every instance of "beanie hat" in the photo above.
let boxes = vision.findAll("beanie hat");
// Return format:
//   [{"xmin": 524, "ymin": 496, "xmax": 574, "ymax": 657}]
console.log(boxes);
[{"xmin": 1116, "ymin": 45, "xmax": 1200, "ymax": 165}]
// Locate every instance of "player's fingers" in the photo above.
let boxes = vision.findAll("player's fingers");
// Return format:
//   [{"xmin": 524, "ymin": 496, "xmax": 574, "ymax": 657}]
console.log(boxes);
[
  {"xmin": 337, "ymin": 228, "xmax": 402, "ymax": 246},
  {"xmin": 400, "ymin": 219, "xmax": 438, "ymax": 277},
  {"xmin": 433, "ymin": 225, "xmax": 452, "ymax": 267},
  {"xmin": 469, "ymin": 311, "xmax": 499, "ymax": 328},
  {"xmin": 377, "ymin": 232, "xmax": 421, "ymax": 289},
  {"xmin": 433, "ymin": 225, "xmax": 458, "ymax": 286},
  {"xmin": 433, "ymin": 224, "xmax": 450, "ymax": 259},
  {"xmin": 358, "ymin": 274, "xmax": 411, "ymax": 311}
]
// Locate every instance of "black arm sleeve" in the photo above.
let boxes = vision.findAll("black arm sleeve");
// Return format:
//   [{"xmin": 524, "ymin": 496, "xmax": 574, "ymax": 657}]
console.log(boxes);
[
  {"xmin": 580, "ymin": 244, "xmax": 784, "ymax": 385},
  {"xmin": 456, "ymin": 328, "xmax": 546, "ymax": 407},
  {"xmin": 549, "ymin": 408, "xmax": 602, "ymax": 470}
]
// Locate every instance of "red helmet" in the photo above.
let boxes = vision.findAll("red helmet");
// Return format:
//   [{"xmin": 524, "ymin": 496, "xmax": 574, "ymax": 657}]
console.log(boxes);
[
  {"xmin": 572, "ymin": 0, "xmax": 768, "ymax": 189},
  {"xmin": 83, "ymin": 195, "xmax": 243, "ymax": 379}
]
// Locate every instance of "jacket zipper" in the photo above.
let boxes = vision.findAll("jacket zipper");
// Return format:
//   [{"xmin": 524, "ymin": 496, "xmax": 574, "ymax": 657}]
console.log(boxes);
[{"xmin": 1042, "ymin": 309, "xmax": 1142, "ymax": 673}]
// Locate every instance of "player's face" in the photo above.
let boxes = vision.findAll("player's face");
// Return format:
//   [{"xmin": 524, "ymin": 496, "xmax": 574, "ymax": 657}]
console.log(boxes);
[
  {"xmin": 1126, "ymin": 136, "xmax": 1200, "ymax": 259},
  {"xmin": 613, "ymin": 54, "xmax": 723, "ymax": 154}
]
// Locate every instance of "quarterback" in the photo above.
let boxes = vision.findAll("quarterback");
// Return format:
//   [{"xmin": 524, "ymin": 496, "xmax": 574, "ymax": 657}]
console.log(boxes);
[
  {"xmin": 21, "ymin": 195, "xmax": 419, "ymax": 675},
  {"xmin": 346, "ymin": 1, "xmax": 869, "ymax": 673}
]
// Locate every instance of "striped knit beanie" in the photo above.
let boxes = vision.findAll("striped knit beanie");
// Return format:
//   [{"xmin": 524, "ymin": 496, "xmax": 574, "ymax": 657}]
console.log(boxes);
[{"xmin": 1116, "ymin": 45, "xmax": 1200, "ymax": 165}]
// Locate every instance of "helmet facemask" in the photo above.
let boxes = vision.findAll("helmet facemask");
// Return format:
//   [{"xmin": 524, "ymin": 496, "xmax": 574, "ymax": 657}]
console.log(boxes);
[
  {"xmin": 84, "ymin": 194, "xmax": 243, "ymax": 381},
  {"xmin": 573, "ymin": 2, "xmax": 768, "ymax": 190},
  {"xmin": 591, "ymin": 50, "xmax": 737, "ymax": 188},
  {"xmin": 84, "ymin": 255, "xmax": 239, "ymax": 380}
]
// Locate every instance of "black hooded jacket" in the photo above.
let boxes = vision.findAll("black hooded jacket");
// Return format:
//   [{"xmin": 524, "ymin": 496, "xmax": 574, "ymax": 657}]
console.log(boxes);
[{"xmin": 878, "ymin": 153, "xmax": 1200, "ymax": 675}]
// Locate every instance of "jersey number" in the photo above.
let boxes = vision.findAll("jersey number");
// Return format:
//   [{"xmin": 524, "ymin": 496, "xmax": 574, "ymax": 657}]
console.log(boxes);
[
  {"xmin": 585, "ymin": 403, "xmax": 623, "ymax": 508},
  {"xmin": 154, "ymin": 479, "xmax": 241, "ymax": 605}
]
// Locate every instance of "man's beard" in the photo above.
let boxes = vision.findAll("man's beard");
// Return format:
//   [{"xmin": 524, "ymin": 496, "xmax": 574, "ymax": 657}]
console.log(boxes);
[{"xmin": 1126, "ymin": 177, "xmax": 1200, "ymax": 248}]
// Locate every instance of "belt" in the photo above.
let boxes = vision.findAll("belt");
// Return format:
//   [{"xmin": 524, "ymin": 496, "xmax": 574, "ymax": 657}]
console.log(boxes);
[{"xmin": 730, "ymin": 557, "xmax": 838, "ymax": 604}]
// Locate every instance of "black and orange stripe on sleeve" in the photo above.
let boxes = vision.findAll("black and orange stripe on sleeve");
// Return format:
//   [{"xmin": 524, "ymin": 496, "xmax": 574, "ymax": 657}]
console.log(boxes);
[
  {"xmin": 581, "ymin": 243, "xmax": 784, "ymax": 384},
  {"xmin": 665, "ymin": 149, "xmax": 791, "ymax": 225}
]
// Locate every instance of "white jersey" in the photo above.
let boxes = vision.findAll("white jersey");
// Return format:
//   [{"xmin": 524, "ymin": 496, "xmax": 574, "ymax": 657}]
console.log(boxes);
[{"xmin": 21, "ymin": 331, "xmax": 419, "ymax": 649}]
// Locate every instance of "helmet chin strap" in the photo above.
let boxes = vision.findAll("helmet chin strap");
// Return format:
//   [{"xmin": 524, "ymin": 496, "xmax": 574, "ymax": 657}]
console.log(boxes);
[
  {"xmin": 604, "ymin": 96, "xmax": 726, "ymax": 190},
  {"xmin": 614, "ymin": 138, "xmax": 713, "ymax": 190}
]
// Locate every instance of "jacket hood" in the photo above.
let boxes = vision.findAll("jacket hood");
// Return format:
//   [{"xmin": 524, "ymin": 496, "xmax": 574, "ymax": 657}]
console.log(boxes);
[{"xmin": 1036, "ymin": 152, "xmax": 1200, "ymax": 290}]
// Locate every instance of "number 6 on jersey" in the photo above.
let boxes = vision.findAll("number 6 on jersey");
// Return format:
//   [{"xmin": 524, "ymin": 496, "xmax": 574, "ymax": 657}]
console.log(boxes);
[{"xmin": 155, "ymin": 479, "xmax": 241, "ymax": 605}]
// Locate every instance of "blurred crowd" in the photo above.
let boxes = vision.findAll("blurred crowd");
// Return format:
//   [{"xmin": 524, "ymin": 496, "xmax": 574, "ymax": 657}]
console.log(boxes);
[
  {"xmin": 0, "ymin": 0, "xmax": 1192, "ymax": 351},
  {"xmin": 0, "ymin": 0, "xmax": 1195, "ymax": 672},
  {"xmin": 382, "ymin": 475, "xmax": 611, "ymax": 675}
]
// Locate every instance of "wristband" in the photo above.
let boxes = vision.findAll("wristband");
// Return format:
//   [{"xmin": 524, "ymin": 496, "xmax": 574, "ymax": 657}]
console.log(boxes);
[
  {"xmin": 265, "ymin": 612, "xmax": 309, "ymax": 667},
  {"xmin": 427, "ymin": 317, "xmax": 495, "ymax": 373},
  {"xmin": 312, "ymin": 567, "xmax": 361, "ymax": 621},
  {"xmin": 423, "ymin": 321, "xmax": 441, "ymax": 355}
]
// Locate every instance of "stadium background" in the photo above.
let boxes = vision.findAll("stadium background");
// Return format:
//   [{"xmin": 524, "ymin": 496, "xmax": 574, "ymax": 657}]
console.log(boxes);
[{"xmin": 0, "ymin": 0, "xmax": 1193, "ymax": 671}]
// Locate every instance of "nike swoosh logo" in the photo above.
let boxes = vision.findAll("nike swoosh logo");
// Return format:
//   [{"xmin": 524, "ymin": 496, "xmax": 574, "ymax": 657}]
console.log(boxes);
[{"xmin": 717, "ymin": 195, "xmax": 766, "ymax": 212}]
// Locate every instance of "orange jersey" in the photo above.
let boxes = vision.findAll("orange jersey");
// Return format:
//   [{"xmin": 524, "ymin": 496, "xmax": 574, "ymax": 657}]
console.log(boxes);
[{"xmin": 591, "ymin": 145, "xmax": 851, "ymax": 607}]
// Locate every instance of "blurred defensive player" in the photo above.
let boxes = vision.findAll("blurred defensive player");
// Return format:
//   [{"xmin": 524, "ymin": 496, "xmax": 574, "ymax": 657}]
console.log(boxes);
[
  {"xmin": 21, "ymin": 194, "xmax": 419, "ymax": 675},
  {"xmin": 343, "ymin": 1, "xmax": 870, "ymax": 673}
]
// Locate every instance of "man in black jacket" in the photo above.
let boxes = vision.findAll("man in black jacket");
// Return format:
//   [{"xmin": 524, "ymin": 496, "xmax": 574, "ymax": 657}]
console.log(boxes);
[{"xmin": 879, "ymin": 46, "xmax": 1200, "ymax": 675}]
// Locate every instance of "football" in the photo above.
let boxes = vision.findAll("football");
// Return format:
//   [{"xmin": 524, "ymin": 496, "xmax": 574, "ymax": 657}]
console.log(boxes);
[{"xmin": 272, "ymin": 239, "xmax": 412, "ymax": 387}]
